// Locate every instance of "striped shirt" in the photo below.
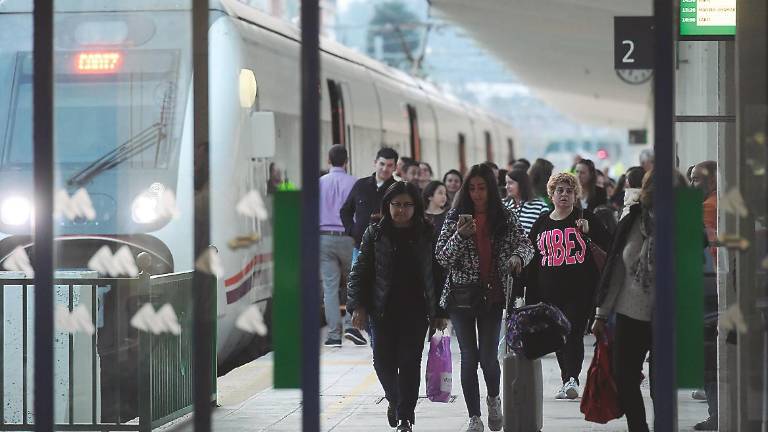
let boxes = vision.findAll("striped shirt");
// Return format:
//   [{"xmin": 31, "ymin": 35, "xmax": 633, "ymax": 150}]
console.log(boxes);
[{"xmin": 506, "ymin": 198, "xmax": 550, "ymax": 235}]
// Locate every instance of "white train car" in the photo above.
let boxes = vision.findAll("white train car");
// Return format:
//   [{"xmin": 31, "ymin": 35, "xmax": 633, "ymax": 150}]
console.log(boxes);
[{"xmin": 0, "ymin": 0, "xmax": 520, "ymax": 372}]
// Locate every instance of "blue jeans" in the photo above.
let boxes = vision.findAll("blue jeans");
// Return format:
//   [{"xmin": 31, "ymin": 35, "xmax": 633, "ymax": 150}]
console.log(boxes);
[
  {"xmin": 450, "ymin": 304, "xmax": 504, "ymax": 417},
  {"xmin": 320, "ymin": 235, "xmax": 354, "ymax": 340}
]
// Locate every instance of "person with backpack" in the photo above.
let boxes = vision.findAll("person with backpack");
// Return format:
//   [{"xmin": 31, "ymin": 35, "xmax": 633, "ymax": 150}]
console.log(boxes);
[
  {"xmin": 347, "ymin": 181, "xmax": 448, "ymax": 432},
  {"xmin": 526, "ymin": 172, "xmax": 610, "ymax": 401},
  {"xmin": 436, "ymin": 164, "xmax": 534, "ymax": 432}
]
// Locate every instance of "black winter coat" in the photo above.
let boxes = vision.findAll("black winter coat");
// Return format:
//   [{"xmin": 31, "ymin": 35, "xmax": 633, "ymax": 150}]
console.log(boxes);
[
  {"xmin": 340, "ymin": 174, "xmax": 396, "ymax": 248},
  {"xmin": 346, "ymin": 221, "xmax": 445, "ymax": 320},
  {"xmin": 585, "ymin": 186, "xmax": 608, "ymax": 212}
]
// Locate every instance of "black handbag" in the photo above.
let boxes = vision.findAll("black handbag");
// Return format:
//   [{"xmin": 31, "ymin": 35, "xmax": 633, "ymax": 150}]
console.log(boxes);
[{"xmin": 447, "ymin": 281, "xmax": 487, "ymax": 313}]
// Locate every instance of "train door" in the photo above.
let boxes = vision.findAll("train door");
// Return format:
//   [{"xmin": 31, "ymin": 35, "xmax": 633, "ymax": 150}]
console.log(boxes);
[
  {"xmin": 340, "ymin": 81, "xmax": 354, "ymax": 165},
  {"xmin": 328, "ymin": 79, "xmax": 355, "ymax": 171},
  {"xmin": 484, "ymin": 130, "xmax": 493, "ymax": 163},
  {"xmin": 327, "ymin": 79, "xmax": 346, "ymax": 146},
  {"xmin": 406, "ymin": 104, "xmax": 421, "ymax": 160},
  {"xmin": 458, "ymin": 133, "xmax": 467, "ymax": 174}
]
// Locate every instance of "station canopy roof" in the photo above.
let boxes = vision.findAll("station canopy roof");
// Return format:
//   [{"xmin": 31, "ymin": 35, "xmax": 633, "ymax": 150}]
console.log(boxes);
[{"xmin": 430, "ymin": 0, "xmax": 653, "ymax": 129}]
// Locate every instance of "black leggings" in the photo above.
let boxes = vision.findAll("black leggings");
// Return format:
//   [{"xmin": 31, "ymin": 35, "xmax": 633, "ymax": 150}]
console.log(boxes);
[
  {"xmin": 613, "ymin": 313, "xmax": 653, "ymax": 432},
  {"xmin": 551, "ymin": 300, "xmax": 590, "ymax": 384},
  {"xmin": 372, "ymin": 315, "xmax": 429, "ymax": 424}
]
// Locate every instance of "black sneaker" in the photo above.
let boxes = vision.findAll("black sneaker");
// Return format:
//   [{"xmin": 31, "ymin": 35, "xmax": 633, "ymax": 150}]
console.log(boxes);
[
  {"xmin": 387, "ymin": 402, "xmax": 397, "ymax": 427},
  {"xmin": 396, "ymin": 420, "xmax": 412, "ymax": 432},
  {"xmin": 344, "ymin": 328, "xmax": 368, "ymax": 346},
  {"xmin": 323, "ymin": 338, "xmax": 341, "ymax": 347},
  {"xmin": 694, "ymin": 417, "xmax": 718, "ymax": 430}
]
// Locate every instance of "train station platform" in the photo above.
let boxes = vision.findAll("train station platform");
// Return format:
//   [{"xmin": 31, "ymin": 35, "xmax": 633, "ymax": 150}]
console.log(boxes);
[{"xmin": 162, "ymin": 333, "xmax": 708, "ymax": 432}]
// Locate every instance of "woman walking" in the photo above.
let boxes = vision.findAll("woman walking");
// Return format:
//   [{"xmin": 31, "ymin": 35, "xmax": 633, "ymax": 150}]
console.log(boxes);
[
  {"xmin": 347, "ymin": 181, "xmax": 448, "ymax": 432},
  {"xmin": 442, "ymin": 169, "xmax": 464, "ymax": 208},
  {"xmin": 503, "ymin": 169, "xmax": 550, "ymax": 235},
  {"xmin": 423, "ymin": 180, "xmax": 449, "ymax": 235},
  {"xmin": 424, "ymin": 180, "xmax": 450, "ymax": 330},
  {"xmin": 526, "ymin": 172, "xmax": 610, "ymax": 400},
  {"xmin": 528, "ymin": 158, "xmax": 555, "ymax": 209},
  {"xmin": 574, "ymin": 159, "xmax": 608, "ymax": 212},
  {"xmin": 436, "ymin": 164, "xmax": 534, "ymax": 432},
  {"xmin": 592, "ymin": 170, "xmax": 655, "ymax": 432}
]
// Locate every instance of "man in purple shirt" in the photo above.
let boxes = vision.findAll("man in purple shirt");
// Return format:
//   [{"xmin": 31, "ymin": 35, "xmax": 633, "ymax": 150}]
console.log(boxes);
[{"xmin": 320, "ymin": 145, "xmax": 366, "ymax": 347}]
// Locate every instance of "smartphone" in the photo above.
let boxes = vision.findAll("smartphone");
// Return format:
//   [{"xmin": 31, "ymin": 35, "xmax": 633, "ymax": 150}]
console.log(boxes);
[{"xmin": 458, "ymin": 214, "xmax": 473, "ymax": 225}]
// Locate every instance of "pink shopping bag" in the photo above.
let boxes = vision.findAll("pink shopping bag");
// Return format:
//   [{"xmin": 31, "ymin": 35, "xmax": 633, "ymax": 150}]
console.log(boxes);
[{"xmin": 426, "ymin": 332, "xmax": 452, "ymax": 402}]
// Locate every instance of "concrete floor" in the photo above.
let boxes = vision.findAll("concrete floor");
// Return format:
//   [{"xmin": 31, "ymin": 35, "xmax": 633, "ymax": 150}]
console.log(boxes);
[{"xmin": 163, "ymin": 333, "xmax": 709, "ymax": 432}]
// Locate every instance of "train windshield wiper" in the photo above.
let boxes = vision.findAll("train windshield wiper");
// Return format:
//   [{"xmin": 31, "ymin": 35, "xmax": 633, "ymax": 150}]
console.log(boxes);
[{"xmin": 66, "ymin": 122, "xmax": 165, "ymax": 188}]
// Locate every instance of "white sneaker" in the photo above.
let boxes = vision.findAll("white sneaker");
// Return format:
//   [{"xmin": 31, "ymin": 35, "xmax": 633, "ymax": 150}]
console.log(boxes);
[
  {"xmin": 554, "ymin": 383, "xmax": 567, "ymax": 399},
  {"xmin": 564, "ymin": 377, "xmax": 580, "ymax": 399},
  {"xmin": 467, "ymin": 415, "xmax": 484, "ymax": 432},
  {"xmin": 486, "ymin": 396, "xmax": 502, "ymax": 431}
]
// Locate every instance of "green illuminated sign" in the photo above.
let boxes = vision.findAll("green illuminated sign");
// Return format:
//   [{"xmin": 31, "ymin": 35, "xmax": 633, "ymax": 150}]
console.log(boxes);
[{"xmin": 680, "ymin": 0, "xmax": 736, "ymax": 38}]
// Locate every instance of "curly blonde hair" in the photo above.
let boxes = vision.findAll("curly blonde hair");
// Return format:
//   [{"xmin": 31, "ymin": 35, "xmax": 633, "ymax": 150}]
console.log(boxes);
[{"xmin": 547, "ymin": 172, "xmax": 582, "ymax": 199}]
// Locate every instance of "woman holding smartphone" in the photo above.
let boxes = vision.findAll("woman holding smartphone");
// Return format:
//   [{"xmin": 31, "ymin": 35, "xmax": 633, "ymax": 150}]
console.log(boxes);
[{"xmin": 436, "ymin": 164, "xmax": 534, "ymax": 432}]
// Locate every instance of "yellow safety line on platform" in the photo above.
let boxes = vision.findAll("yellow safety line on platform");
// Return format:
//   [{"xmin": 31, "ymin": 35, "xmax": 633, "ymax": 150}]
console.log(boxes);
[
  {"xmin": 320, "ymin": 359, "xmax": 372, "ymax": 366},
  {"xmin": 322, "ymin": 371, "xmax": 378, "ymax": 419}
]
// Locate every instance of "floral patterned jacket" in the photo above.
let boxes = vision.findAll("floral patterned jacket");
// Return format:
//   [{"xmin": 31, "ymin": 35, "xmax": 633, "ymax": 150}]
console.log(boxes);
[{"xmin": 435, "ymin": 207, "xmax": 535, "ymax": 309}]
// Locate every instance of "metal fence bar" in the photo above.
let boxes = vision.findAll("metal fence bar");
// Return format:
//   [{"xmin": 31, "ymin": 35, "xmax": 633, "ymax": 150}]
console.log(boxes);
[
  {"xmin": 114, "ymin": 283, "xmax": 122, "ymax": 427},
  {"xmin": 0, "ymin": 286, "xmax": 4, "ymax": 423},
  {"xmin": 90, "ymin": 284, "xmax": 97, "ymax": 425},
  {"xmin": 68, "ymin": 286, "xmax": 74, "ymax": 425},
  {"xmin": 22, "ymin": 285, "xmax": 28, "ymax": 426}
]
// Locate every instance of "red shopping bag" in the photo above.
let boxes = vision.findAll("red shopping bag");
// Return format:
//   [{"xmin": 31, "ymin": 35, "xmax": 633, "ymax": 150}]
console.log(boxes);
[{"xmin": 580, "ymin": 340, "xmax": 623, "ymax": 423}]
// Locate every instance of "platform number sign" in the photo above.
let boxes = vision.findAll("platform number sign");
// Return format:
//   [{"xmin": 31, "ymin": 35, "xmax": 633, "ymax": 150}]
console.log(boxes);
[{"xmin": 614, "ymin": 17, "xmax": 654, "ymax": 84}]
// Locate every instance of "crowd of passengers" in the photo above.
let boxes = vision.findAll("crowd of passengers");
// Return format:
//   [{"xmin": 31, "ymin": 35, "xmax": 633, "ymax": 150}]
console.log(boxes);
[{"xmin": 317, "ymin": 144, "xmax": 719, "ymax": 432}]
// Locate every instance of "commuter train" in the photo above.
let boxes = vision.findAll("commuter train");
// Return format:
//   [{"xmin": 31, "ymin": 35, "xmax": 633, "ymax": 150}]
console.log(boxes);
[{"xmin": 0, "ymin": 0, "xmax": 518, "ymax": 370}]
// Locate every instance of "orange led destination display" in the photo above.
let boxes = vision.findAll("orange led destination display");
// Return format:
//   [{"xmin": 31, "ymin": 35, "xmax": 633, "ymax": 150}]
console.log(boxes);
[{"xmin": 76, "ymin": 52, "xmax": 123, "ymax": 73}]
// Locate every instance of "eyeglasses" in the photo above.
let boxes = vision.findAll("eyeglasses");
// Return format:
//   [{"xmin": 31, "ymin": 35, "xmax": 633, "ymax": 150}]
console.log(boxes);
[
  {"xmin": 554, "ymin": 187, "xmax": 574, "ymax": 195},
  {"xmin": 390, "ymin": 201, "xmax": 415, "ymax": 209}
]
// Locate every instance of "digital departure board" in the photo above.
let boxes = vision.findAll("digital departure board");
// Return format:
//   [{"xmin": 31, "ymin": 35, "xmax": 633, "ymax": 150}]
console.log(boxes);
[{"xmin": 680, "ymin": 0, "xmax": 736, "ymax": 38}]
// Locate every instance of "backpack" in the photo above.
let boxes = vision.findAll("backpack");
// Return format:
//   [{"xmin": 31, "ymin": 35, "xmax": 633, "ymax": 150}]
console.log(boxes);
[{"xmin": 505, "ymin": 302, "xmax": 571, "ymax": 360}]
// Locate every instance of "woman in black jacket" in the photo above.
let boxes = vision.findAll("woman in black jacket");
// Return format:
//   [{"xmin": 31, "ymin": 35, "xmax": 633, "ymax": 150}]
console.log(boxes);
[
  {"xmin": 347, "ymin": 181, "xmax": 448, "ymax": 432},
  {"xmin": 526, "ymin": 172, "xmax": 610, "ymax": 401}
]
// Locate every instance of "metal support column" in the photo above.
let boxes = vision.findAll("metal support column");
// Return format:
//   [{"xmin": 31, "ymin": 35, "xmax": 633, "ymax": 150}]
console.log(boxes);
[
  {"xmin": 301, "ymin": 0, "xmax": 321, "ymax": 431},
  {"xmin": 735, "ymin": 1, "xmax": 768, "ymax": 430},
  {"xmin": 654, "ymin": 0, "xmax": 677, "ymax": 430},
  {"xmin": 33, "ymin": 0, "xmax": 55, "ymax": 430},
  {"xmin": 192, "ymin": 0, "xmax": 213, "ymax": 431}
]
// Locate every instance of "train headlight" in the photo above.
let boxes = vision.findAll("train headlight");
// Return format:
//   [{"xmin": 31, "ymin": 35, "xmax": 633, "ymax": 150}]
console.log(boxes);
[
  {"xmin": 1, "ymin": 197, "xmax": 33, "ymax": 226},
  {"xmin": 131, "ymin": 194, "xmax": 158, "ymax": 224},
  {"xmin": 239, "ymin": 69, "xmax": 258, "ymax": 108}
]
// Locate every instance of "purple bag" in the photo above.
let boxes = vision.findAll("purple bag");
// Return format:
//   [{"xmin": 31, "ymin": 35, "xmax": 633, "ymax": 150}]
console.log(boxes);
[
  {"xmin": 426, "ymin": 333, "xmax": 452, "ymax": 402},
  {"xmin": 505, "ymin": 302, "xmax": 571, "ymax": 360}
]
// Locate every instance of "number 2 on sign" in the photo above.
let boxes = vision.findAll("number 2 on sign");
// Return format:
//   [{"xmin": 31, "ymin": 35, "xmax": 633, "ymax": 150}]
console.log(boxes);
[{"xmin": 622, "ymin": 40, "xmax": 635, "ymax": 63}]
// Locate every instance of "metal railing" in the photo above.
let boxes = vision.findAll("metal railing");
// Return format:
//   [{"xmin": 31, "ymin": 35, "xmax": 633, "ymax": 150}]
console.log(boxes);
[{"xmin": 0, "ymin": 271, "xmax": 213, "ymax": 431}]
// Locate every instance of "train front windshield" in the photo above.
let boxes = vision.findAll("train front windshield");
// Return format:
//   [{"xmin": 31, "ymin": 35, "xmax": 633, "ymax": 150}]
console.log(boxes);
[{"xmin": 2, "ymin": 49, "xmax": 184, "ymax": 170}]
